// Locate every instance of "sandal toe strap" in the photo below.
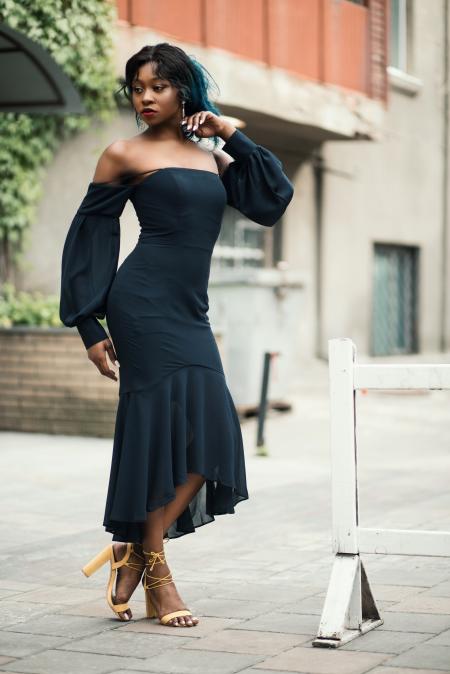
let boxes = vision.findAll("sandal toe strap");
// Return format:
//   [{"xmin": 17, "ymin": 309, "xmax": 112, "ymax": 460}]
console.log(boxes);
[
  {"xmin": 160, "ymin": 609, "xmax": 193, "ymax": 624},
  {"xmin": 111, "ymin": 601, "xmax": 130, "ymax": 612}
]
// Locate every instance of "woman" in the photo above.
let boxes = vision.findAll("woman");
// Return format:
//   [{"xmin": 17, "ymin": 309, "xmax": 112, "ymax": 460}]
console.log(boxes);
[{"xmin": 59, "ymin": 42, "xmax": 294, "ymax": 629}]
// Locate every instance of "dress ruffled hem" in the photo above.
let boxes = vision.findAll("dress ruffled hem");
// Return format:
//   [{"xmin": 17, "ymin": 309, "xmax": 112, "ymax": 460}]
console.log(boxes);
[{"xmin": 102, "ymin": 364, "xmax": 249, "ymax": 543}]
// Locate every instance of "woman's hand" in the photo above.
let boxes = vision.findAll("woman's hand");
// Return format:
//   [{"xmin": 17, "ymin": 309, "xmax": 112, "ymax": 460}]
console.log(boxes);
[
  {"xmin": 181, "ymin": 111, "xmax": 236, "ymax": 142},
  {"xmin": 87, "ymin": 338, "xmax": 119, "ymax": 381}
]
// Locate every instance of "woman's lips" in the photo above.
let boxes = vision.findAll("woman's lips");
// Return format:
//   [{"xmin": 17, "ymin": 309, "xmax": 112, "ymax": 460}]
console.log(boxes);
[{"xmin": 142, "ymin": 110, "xmax": 157, "ymax": 116}]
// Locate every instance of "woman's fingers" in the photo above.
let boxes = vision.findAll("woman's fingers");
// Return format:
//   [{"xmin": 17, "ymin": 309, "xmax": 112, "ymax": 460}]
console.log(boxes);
[
  {"xmin": 97, "ymin": 352, "xmax": 117, "ymax": 380},
  {"xmin": 183, "ymin": 111, "xmax": 216, "ymax": 134},
  {"xmin": 105, "ymin": 342, "xmax": 118, "ymax": 365},
  {"xmin": 87, "ymin": 340, "xmax": 118, "ymax": 381}
]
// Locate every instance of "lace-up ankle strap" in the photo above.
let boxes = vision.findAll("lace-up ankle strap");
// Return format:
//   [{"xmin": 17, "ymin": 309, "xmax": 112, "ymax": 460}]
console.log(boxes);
[
  {"xmin": 142, "ymin": 548, "xmax": 173, "ymax": 592},
  {"xmin": 143, "ymin": 549, "xmax": 166, "ymax": 571}
]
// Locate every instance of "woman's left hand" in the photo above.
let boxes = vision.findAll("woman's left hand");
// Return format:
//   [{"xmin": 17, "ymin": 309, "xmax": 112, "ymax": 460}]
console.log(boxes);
[{"xmin": 181, "ymin": 111, "xmax": 234, "ymax": 140}]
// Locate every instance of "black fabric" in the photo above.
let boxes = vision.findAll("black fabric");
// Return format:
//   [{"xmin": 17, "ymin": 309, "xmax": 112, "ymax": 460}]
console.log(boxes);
[{"xmin": 59, "ymin": 128, "xmax": 294, "ymax": 542}]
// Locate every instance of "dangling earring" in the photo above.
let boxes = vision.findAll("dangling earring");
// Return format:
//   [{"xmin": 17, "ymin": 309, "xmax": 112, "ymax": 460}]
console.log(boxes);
[{"xmin": 181, "ymin": 99, "xmax": 186, "ymax": 119}]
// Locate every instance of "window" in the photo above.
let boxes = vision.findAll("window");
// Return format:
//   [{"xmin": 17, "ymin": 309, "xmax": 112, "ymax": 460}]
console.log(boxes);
[
  {"xmin": 212, "ymin": 208, "xmax": 276, "ymax": 269},
  {"xmin": 389, "ymin": 0, "xmax": 412, "ymax": 72},
  {"xmin": 371, "ymin": 243, "xmax": 419, "ymax": 356}
]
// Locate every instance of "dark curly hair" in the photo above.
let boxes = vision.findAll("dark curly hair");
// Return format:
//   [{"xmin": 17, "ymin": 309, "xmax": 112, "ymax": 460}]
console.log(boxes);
[{"xmin": 116, "ymin": 42, "xmax": 223, "ymax": 149}]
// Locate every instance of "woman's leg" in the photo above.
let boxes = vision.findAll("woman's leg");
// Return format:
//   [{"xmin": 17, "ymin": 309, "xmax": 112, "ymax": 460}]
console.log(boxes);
[
  {"xmin": 162, "ymin": 472, "xmax": 205, "ymax": 537},
  {"xmin": 142, "ymin": 472, "xmax": 205, "ymax": 626},
  {"xmin": 113, "ymin": 472, "xmax": 205, "ymax": 625}
]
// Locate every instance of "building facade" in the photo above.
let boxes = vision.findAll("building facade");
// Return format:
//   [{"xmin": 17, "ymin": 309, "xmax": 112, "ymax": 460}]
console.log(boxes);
[{"xmin": 26, "ymin": 0, "xmax": 450, "ymax": 403}]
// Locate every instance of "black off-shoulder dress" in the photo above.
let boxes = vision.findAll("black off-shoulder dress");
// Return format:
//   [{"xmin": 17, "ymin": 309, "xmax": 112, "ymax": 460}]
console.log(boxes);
[{"xmin": 59, "ymin": 128, "xmax": 294, "ymax": 543}]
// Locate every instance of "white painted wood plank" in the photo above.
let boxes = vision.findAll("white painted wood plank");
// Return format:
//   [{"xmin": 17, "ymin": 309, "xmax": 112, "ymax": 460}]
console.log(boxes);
[
  {"xmin": 354, "ymin": 364, "xmax": 450, "ymax": 390},
  {"xmin": 329, "ymin": 339, "xmax": 359, "ymax": 553},
  {"xmin": 317, "ymin": 554, "xmax": 359, "ymax": 639},
  {"xmin": 359, "ymin": 527, "xmax": 450, "ymax": 556}
]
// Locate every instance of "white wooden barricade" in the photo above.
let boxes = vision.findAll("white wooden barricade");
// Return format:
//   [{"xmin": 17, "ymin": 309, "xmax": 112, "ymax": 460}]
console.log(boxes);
[{"xmin": 313, "ymin": 338, "xmax": 450, "ymax": 648}]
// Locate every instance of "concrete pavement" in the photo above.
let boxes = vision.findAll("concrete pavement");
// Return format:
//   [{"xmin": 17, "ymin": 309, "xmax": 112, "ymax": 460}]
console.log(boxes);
[{"xmin": 0, "ymin": 355, "xmax": 450, "ymax": 673}]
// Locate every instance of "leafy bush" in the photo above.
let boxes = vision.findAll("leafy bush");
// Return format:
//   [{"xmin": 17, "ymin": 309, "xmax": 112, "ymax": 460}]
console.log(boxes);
[
  {"xmin": 0, "ymin": 0, "xmax": 121, "ymax": 281},
  {"xmin": 0, "ymin": 282, "xmax": 107, "ymax": 330}
]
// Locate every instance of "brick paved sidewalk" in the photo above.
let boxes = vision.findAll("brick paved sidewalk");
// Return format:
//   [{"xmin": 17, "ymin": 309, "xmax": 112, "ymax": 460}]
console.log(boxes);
[{"xmin": 0, "ymin": 356, "xmax": 449, "ymax": 673}]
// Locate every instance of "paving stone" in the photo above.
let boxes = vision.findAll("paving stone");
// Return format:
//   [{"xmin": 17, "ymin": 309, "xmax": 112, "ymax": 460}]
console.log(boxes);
[
  {"xmin": 370, "ymin": 584, "xmax": 429, "ymax": 601},
  {"xmin": 186, "ymin": 597, "xmax": 275, "ymax": 619},
  {"xmin": 425, "ymin": 581, "xmax": 450, "ymax": 598},
  {"xmin": 235, "ymin": 670, "xmax": 317, "ymax": 674},
  {"xmin": 0, "ymin": 592, "xmax": 25, "ymax": 602},
  {"xmin": 388, "ymin": 644, "xmax": 450, "ymax": 671},
  {"xmin": 13, "ymin": 586, "xmax": 103, "ymax": 606},
  {"xmin": 0, "ymin": 602, "xmax": 65, "ymax": 630},
  {"xmin": 0, "ymin": 582, "xmax": 42, "ymax": 593},
  {"xmin": 214, "ymin": 581, "xmax": 320, "ymax": 603},
  {"xmin": 254, "ymin": 645, "xmax": 389, "ymax": 673},
  {"xmin": 180, "ymin": 628, "xmax": 310, "ymax": 655},
  {"xmin": 232, "ymin": 611, "xmax": 319, "ymax": 635},
  {"xmin": 4, "ymin": 613, "xmax": 121, "ymax": 638},
  {"xmin": 59, "ymin": 597, "xmax": 146, "ymax": 618},
  {"xmin": 339, "ymin": 629, "xmax": 432, "ymax": 654},
  {"xmin": 421, "ymin": 629, "xmax": 450, "ymax": 647},
  {"xmin": 129, "ymin": 648, "xmax": 265, "ymax": 673},
  {"xmin": 386, "ymin": 595, "xmax": 450, "ymax": 615},
  {"xmin": 100, "ymin": 669, "xmax": 149, "ymax": 674},
  {"xmin": 278, "ymin": 595, "xmax": 326, "ymax": 616},
  {"xmin": 57, "ymin": 628, "xmax": 191, "ymax": 657},
  {"xmin": 0, "ymin": 649, "xmax": 147, "ymax": 673},
  {"xmin": 104, "ymin": 671, "xmax": 161, "ymax": 674},
  {"xmin": 367, "ymin": 568, "xmax": 450, "ymax": 588},
  {"xmin": 0, "ymin": 631, "xmax": 69, "ymax": 658},
  {"xmin": 120, "ymin": 615, "xmax": 241, "ymax": 637},
  {"xmin": 378, "ymin": 611, "xmax": 450, "ymax": 633},
  {"xmin": 364, "ymin": 667, "xmax": 448, "ymax": 674}
]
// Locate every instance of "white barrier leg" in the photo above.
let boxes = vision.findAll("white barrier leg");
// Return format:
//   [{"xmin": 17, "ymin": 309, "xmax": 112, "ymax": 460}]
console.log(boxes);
[{"xmin": 313, "ymin": 339, "xmax": 382, "ymax": 647}]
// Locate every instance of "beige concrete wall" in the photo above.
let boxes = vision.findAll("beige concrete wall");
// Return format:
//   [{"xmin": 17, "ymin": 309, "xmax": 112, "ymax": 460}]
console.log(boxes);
[
  {"xmin": 317, "ymin": 1, "xmax": 447, "ymax": 357},
  {"xmin": 282, "ymin": 161, "xmax": 317, "ymax": 362},
  {"xmin": 21, "ymin": 111, "xmax": 142, "ymax": 294}
]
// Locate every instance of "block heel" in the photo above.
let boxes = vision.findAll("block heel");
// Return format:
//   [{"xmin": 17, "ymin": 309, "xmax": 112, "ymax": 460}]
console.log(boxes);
[{"xmin": 82, "ymin": 542, "xmax": 145, "ymax": 621}]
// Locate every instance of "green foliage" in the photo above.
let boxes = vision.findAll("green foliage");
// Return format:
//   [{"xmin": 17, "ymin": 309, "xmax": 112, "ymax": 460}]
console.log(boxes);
[
  {"xmin": 0, "ymin": 281, "xmax": 57, "ymax": 327},
  {"xmin": 0, "ymin": 281, "xmax": 108, "ymax": 330},
  {"xmin": 0, "ymin": 0, "xmax": 122, "ymax": 278}
]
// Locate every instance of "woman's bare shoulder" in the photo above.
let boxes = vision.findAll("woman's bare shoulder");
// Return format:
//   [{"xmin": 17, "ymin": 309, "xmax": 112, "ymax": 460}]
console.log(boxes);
[{"xmin": 91, "ymin": 139, "xmax": 133, "ymax": 184}]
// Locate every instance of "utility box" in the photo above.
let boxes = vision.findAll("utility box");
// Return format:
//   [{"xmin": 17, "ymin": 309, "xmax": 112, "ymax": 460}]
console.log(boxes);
[{"xmin": 208, "ymin": 268, "xmax": 305, "ymax": 408}]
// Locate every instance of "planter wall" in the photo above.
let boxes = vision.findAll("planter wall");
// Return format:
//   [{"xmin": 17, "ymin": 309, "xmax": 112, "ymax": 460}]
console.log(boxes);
[{"xmin": 0, "ymin": 327, "xmax": 224, "ymax": 438}]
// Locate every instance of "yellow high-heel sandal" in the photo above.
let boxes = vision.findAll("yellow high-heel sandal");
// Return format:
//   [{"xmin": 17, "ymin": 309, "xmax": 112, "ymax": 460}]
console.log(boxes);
[
  {"xmin": 142, "ymin": 548, "xmax": 195, "ymax": 626},
  {"xmin": 81, "ymin": 542, "xmax": 145, "ymax": 621}
]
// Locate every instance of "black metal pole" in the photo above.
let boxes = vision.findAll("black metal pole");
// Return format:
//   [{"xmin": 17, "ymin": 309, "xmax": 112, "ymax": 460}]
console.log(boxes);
[{"xmin": 256, "ymin": 351, "xmax": 278, "ymax": 456}]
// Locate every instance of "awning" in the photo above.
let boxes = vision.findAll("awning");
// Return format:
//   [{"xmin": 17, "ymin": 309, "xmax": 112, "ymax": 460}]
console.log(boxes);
[{"xmin": 0, "ymin": 22, "xmax": 86, "ymax": 114}]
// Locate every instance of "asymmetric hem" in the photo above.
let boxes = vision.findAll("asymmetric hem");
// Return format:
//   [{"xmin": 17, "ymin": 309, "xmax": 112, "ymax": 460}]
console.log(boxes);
[{"xmin": 102, "ymin": 364, "xmax": 249, "ymax": 543}]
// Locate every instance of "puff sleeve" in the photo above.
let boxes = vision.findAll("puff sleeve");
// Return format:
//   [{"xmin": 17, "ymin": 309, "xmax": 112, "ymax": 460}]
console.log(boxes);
[
  {"xmin": 220, "ymin": 128, "xmax": 294, "ymax": 227},
  {"xmin": 59, "ymin": 181, "xmax": 133, "ymax": 350}
]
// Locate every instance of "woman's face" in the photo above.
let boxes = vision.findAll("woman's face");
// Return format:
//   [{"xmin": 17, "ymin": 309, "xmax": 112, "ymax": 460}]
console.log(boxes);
[{"xmin": 131, "ymin": 61, "xmax": 182, "ymax": 129}]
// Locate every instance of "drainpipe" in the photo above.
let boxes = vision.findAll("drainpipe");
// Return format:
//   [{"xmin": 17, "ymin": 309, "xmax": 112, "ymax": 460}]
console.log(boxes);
[
  {"xmin": 440, "ymin": 0, "xmax": 449, "ymax": 351},
  {"xmin": 312, "ymin": 149, "xmax": 325, "ymax": 359}
]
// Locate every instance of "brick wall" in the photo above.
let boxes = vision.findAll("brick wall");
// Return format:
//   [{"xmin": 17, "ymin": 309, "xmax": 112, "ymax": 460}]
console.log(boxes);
[
  {"xmin": 0, "ymin": 328, "xmax": 224, "ymax": 438},
  {"xmin": 0, "ymin": 328, "xmax": 119, "ymax": 437},
  {"xmin": 369, "ymin": 0, "xmax": 389, "ymax": 102}
]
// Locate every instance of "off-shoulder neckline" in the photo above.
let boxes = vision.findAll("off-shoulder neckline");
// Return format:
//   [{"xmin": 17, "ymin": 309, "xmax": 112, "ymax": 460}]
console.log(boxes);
[{"xmin": 89, "ymin": 166, "xmax": 221, "ymax": 188}]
